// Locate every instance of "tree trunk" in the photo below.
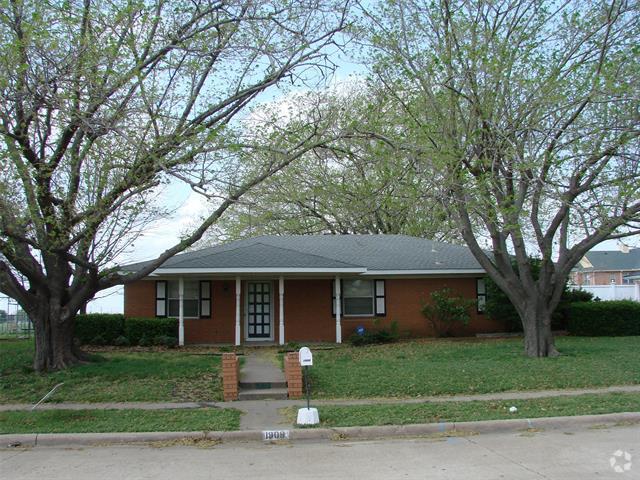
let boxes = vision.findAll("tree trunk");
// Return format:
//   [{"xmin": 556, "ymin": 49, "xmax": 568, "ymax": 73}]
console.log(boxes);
[
  {"xmin": 32, "ymin": 309, "xmax": 83, "ymax": 372},
  {"xmin": 521, "ymin": 301, "xmax": 560, "ymax": 358}
]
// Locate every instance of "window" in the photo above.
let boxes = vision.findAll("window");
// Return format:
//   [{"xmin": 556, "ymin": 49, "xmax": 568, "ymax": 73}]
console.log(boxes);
[
  {"xmin": 168, "ymin": 281, "xmax": 199, "ymax": 317},
  {"xmin": 332, "ymin": 279, "xmax": 386, "ymax": 317},
  {"xmin": 343, "ymin": 279, "xmax": 374, "ymax": 316},
  {"xmin": 610, "ymin": 273, "xmax": 617, "ymax": 284},
  {"xmin": 476, "ymin": 278, "xmax": 487, "ymax": 313},
  {"xmin": 155, "ymin": 280, "xmax": 211, "ymax": 318}
]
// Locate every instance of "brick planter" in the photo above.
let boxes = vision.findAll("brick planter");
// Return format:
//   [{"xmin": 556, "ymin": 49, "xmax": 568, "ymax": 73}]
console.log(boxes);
[
  {"xmin": 221, "ymin": 353, "xmax": 240, "ymax": 401},
  {"xmin": 284, "ymin": 352, "xmax": 303, "ymax": 399}
]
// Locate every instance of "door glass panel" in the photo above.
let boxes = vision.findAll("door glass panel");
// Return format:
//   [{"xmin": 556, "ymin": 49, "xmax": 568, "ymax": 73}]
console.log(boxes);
[{"xmin": 247, "ymin": 282, "xmax": 271, "ymax": 338}]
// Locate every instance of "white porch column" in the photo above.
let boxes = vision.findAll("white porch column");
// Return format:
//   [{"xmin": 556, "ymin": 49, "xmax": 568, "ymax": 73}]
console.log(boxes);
[
  {"xmin": 335, "ymin": 275, "xmax": 342, "ymax": 343},
  {"xmin": 235, "ymin": 277, "xmax": 241, "ymax": 346},
  {"xmin": 279, "ymin": 276, "xmax": 285, "ymax": 345},
  {"xmin": 178, "ymin": 277, "xmax": 184, "ymax": 346},
  {"xmin": 635, "ymin": 283, "xmax": 640, "ymax": 301}
]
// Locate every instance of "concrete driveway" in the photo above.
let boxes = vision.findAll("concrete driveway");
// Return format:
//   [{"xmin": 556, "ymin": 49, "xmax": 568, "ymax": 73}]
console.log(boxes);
[{"xmin": 1, "ymin": 423, "xmax": 637, "ymax": 480}]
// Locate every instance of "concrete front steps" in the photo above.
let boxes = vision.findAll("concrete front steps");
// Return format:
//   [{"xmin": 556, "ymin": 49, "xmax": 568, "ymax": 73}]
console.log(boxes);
[
  {"xmin": 238, "ymin": 382, "xmax": 288, "ymax": 401},
  {"xmin": 238, "ymin": 353, "xmax": 288, "ymax": 400}
]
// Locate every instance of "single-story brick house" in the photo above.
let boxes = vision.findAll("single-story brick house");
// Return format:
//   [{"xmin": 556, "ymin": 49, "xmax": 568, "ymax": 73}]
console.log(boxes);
[{"xmin": 122, "ymin": 235, "xmax": 502, "ymax": 345}]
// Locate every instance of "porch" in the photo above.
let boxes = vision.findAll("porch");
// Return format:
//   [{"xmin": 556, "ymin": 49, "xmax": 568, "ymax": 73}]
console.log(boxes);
[{"xmin": 162, "ymin": 275, "xmax": 350, "ymax": 346}]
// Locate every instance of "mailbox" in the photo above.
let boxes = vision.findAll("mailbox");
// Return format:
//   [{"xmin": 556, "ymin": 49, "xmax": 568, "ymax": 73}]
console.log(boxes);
[{"xmin": 299, "ymin": 347, "xmax": 313, "ymax": 366}]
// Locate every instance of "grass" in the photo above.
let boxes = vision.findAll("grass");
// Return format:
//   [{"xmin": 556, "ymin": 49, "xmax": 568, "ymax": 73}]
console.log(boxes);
[
  {"xmin": 309, "ymin": 336, "xmax": 640, "ymax": 398},
  {"xmin": 0, "ymin": 340, "xmax": 223, "ymax": 403},
  {"xmin": 0, "ymin": 408, "xmax": 241, "ymax": 434},
  {"xmin": 284, "ymin": 392, "xmax": 640, "ymax": 428}
]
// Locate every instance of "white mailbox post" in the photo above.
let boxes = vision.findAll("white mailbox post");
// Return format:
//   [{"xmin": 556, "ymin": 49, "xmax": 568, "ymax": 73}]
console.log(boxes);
[{"xmin": 296, "ymin": 346, "xmax": 320, "ymax": 425}]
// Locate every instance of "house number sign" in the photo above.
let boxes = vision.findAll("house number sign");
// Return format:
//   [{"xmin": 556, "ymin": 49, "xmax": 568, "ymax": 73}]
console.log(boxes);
[{"xmin": 262, "ymin": 430, "xmax": 290, "ymax": 441}]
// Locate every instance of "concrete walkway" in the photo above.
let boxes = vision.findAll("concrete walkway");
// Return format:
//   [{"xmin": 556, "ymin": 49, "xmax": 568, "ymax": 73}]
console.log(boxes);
[
  {"xmin": 2, "ymin": 384, "xmax": 639, "ymax": 412},
  {"xmin": 2, "ymin": 385, "xmax": 640, "ymax": 431},
  {"xmin": 239, "ymin": 351, "xmax": 286, "ymax": 385}
]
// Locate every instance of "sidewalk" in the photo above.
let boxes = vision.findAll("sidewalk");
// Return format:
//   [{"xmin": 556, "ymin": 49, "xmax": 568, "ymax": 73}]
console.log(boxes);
[{"xmin": 2, "ymin": 384, "xmax": 639, "ymax": 431}]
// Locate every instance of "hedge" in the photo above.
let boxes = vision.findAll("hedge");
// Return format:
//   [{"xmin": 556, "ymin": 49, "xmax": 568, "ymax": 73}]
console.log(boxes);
[
  {"xmin": 124, "ymin": 317, "xmax": 179, "ymax": 345},
  {"xmin": 74, "ymin": 314, "xmax": 178, "ymax": 345},
  {"xmin": 567, "ymin": 301, "xmax": 640, "ymax": 336},
  {"xmin": 74, "ymin": 314, "xmax": 125, "ymax": 344}
]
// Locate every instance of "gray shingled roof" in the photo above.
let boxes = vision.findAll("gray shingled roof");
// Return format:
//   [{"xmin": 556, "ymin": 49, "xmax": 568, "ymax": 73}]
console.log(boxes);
[
  {"xmin": 575, "ymin": 249, "xmax": 640, "ymax": 272},
  {"xmin": 121, "ymin": 234, "xmax": 484, "ymax": 273}
]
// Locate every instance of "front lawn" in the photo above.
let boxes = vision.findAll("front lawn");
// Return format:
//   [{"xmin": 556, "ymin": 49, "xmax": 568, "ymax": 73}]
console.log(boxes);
[
  {"xmin": 309, "ymin": 337, "xmax": 640, "ymax": 398},
  {"xmin": 0, "ymin": 407, "xmax": 240, "ymax": 434},
  {"xmin": 0, "ymin": 340, "xmax": 223, "ymax": 404},
  {"xmin": 284, "ymin": 392, "xmax": 640, "ymax": 428}
]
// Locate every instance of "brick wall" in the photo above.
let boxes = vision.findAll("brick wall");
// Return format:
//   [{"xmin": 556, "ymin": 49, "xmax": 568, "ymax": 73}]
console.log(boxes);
[
  {"xmin": 124, "ymin": 276, "xmax": 505, "ymax": 344},
  {"xmin": 221, "ymin": 353, "xmax": 239, "ymax": 401},
  {"xmin": 284, "ymin": 352, "xmax": 303, "ymax": 399}
]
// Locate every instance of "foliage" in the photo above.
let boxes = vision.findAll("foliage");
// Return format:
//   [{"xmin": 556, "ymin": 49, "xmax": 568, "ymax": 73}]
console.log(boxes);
[
  {"xmin": 74, "ymin": 314, "xmax": 125, "ymax": 345},
  {"xmin": 568, "ymin": 301, "xmax": 640, "ymax": 336},
  {"xmin": 349, "ymin": 320, "xmax": 399, "ymax": 346},
  {"xmin": 124, "ymin": 318, "xmax": 178, "ymax": 346},
  {"xmin": 421, "ymin": 289, "xmax": 474, "ymax": 337},
  {"xmin": 303, "ymin": 393, "xmax": 640, "ymax": 428},
  {"xmin": 0, "ymin": 0, "xmax": 350, "ymax": 371},
  {"xmin": 307, "ymin": 337, "xmax": 640, "ymax": 398},
  {"xmin": 204, "ymin": 86, "xmax": 459, "ymax": 242},
  {"xmin": 485, "ymin": 260, "xmax": 595, "ymax": 332},
  {"xmin": 152, "ymin": 335, "xmax": 178, "ymax": 348},
  {"xmin": 113, "ymin": 335, "xmax": 130, "ymax": 347},
  {"xmin": 0, "ymin": 340, "xmax": 223, "ymax": 403},
  {"xmin": 0, "ymin": 408, "xmax": 241, "ymax": 434},
  {"xmin": 361, "ymin": 0, "xmax": 640, "ymax": 357}
]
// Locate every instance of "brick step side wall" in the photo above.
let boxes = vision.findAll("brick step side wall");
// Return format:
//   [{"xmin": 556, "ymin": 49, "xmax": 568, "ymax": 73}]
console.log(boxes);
[
  {"xmin": 221, "ymin": 353, "xmax": 240, "ymax": 401},
  {"xmin": 284, "ymin": 352, "xmax": 303, "ymax": 399}
]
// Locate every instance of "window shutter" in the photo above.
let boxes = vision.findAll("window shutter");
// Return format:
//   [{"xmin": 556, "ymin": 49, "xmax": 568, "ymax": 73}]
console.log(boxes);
[
  {"xmin": 200, "ymin": 281, "xmax": 211, "ymax": 318},
  {"xmin": 476, "ymin": 278, "xmax": 487, "ymax": 313},
  {"xmin": 331, "ymin": 280, "xmax": 336, "ymax": 316},
  {"xmin": 155, "ymin": 281, "xmax": 167, "ymax": 317},
  {"xmin": 374, "ymin": 279, "xmax": 386, "ymax": 316}
]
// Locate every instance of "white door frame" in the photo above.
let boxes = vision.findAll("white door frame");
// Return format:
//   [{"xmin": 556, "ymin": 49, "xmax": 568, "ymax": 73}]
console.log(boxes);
[{"xmin": 244, "ymin": 280, "xmax": 275, "ymax": 342}]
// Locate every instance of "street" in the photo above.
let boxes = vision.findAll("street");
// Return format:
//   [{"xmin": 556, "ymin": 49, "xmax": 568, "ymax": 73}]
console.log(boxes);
[{"xmin": 1, "ymin": 424, "xmax": 638, "ymax": 480}]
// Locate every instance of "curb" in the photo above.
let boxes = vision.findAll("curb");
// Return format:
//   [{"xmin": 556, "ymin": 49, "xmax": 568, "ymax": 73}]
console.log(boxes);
[{"xmin": 2, "ymin": 412, "xmax": 638, "ymax": 448}]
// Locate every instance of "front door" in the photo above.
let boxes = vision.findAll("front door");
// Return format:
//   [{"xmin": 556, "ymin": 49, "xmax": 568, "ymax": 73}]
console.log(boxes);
[{"xmin": 247, "ymin": 282, "xmax": 272, "ymax": 340}]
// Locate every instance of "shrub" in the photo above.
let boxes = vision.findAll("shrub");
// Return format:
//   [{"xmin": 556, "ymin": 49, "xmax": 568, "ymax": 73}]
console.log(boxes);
[
  {"xmin": 421, "ymin": 288, "xmax": 474, "ymax": 337},
  {"xmin": 74, "ymin": 313, "xmax": 125, "ymax": 344},
  {"xmin": 124, "ymin": 317, "xmax": 179, "ymax": 345},
  {"xmin": 138, "ymin": 334, "xmax": 153, "ymax": 347},
  {"xmin": 114, "ymin": 335, "xmax": 130, "ymax": 347},
  {"xmin": 567, "ymin": 301, "xmax": 640, "ymax": 336},
  {"xmin": 153, "ymin": 335, "xmax": 178, "ymax": 348},
  {"xmin": 485, "ymin": 259, "xmax": 595, "ymax": 331},
  {"xmin": 349, "ymin": 320, "xmax": 399, "ymax": 346},
  {"xmin": 90, "ymin": 334, "xmax": 107, "ymax": 346}
]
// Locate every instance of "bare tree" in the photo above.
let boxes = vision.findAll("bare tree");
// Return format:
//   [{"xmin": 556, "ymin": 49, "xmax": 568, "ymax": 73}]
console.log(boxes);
[
  {"xmin": 203, "ymin": 85, "xmax": 459, "ymax": 242},
  {"xmin": 362, "ymin": 0, "xmax": 640, "ymax": 356},
  {"xmin": 0, "ymin": 0, "xmax": 350, "ymax": 370}
]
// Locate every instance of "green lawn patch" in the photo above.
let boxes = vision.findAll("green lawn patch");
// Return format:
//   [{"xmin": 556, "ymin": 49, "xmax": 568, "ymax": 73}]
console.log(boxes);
[
  {"xmin": 0, "ymin": 340, "xmax": 222, "ymax": 403},
  {"xmin": 285, "ymin": 392, "xmax": 640, "ymax": 428},
  {"xmin": 0, "ymin": 407, "xmax": 241, "ymax": 434},
  {"xmin": 309, "ymin": 337, "xmax": 640, "ymax": 398}
]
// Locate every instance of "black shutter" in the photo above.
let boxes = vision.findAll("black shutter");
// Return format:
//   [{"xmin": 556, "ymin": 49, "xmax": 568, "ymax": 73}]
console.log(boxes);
[
  {"xmin": 155, "ymin": 280, "xmax": 168, "ymax": 318},
  {"xmin": 331, "ymin": 280, "xmax": 336, "ymax": 316},
  {"xmin": 200, "ymin": 281, "xmax": 211, "ymax": 318}
]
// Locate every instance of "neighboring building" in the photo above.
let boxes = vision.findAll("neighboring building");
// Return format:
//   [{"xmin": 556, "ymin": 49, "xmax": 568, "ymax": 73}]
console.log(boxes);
[
  {"xmin": 571, "ymin": 245, "xmax": 640, "ymax": 286},
  {"xmin": 122, "ymin": 235, "xmax": 501, "ymax": 346}
]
